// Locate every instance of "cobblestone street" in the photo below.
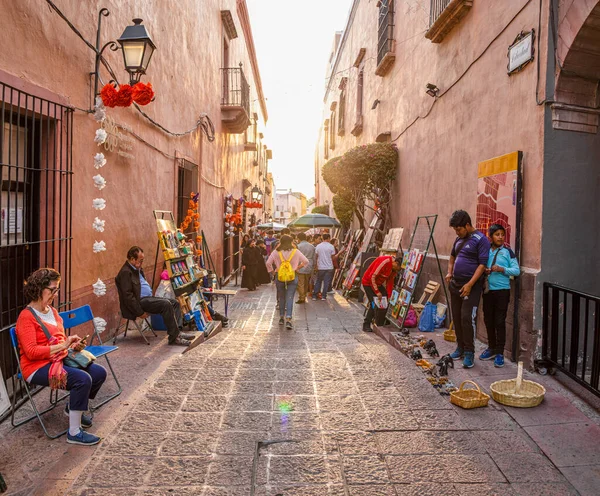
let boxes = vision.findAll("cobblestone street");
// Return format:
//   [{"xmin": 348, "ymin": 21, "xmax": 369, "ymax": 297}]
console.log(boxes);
[{"xmin": 43, "ymin": 284, "xmax": 590, "ymax": 496}]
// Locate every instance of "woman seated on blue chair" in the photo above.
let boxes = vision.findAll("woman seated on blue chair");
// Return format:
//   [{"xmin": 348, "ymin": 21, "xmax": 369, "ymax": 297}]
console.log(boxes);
[{"xmin": 16, "ymin": 268, "xmax": 106, "ymax": 446}]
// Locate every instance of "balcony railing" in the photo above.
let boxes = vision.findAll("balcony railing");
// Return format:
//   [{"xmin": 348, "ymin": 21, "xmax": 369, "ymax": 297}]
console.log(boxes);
[
  {"xmin": 376, "ymin": 0, "xmax": 395, "ymax": 76},
  {"xmin": 429, "ymin": 0, "xmax": 451, "ymax": 26},
  {"xmin": 220, "ymin": 66, "xmax": 250, "ymax": 133}
]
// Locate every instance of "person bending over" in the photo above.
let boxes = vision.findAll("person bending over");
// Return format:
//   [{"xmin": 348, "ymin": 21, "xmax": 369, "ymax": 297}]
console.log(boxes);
[
  {"xmin": 361, "ymin": 255, "xmax": 401, "ymax": 332},
  {"xmin": 115, "ymin": 246, "xmax": 196, "ymax": 346}
]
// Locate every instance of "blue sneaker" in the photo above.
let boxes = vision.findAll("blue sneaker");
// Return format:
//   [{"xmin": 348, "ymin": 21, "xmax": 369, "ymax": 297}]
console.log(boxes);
[
  {"xmin": 494, "ymin": 354, "xmax": 505, "ymax": 368},
  {"xmin": 67, "ymin": 430, "xmax": 101, "ymax": 446},
  {"xmin": 479, "ymin": 349, "xmax": 496, "ymax": 361},
  {"xmin": 450, "ymin": 347, "xmax": 464, "ymax": 360},
  {"xmin": 463, "ymin": 351, "xmax": 475, "ymax": 368},
  {"xmin": 64, "ymin": 404, "xmax": 93, "ymax": 428}
]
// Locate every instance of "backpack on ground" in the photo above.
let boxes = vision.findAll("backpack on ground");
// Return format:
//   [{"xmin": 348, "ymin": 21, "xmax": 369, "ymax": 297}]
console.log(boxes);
[{"xmin": 278, "ymin": 249, "xmax": 297, "ymax": 282}]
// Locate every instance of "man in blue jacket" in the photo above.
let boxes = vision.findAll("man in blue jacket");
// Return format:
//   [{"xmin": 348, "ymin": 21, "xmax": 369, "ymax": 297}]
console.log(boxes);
[
  {"xmin": 480, "ymin": 224, "xmax": 520, "ymax": 367},
  {"xmin": 445, "ymin": 210, "xmax": 490, "ymax": 368}
]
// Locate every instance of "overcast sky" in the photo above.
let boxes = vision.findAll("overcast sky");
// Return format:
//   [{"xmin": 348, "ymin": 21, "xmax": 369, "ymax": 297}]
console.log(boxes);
[{"xmin": 246, "ymin": 0, "xmax": 353, "ymax": 199}]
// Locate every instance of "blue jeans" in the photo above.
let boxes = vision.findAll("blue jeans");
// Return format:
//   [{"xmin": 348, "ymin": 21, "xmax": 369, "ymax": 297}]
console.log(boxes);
[
  {"xmin": 276, "ymin": 277, "xmax": 298, "ymax": 318},
  {"xmin": 313, "ymin": 270, "xmax": 334, "ymax": 299},
  {"xmin": 31, "ymin": 362, "xmax": 107, "ymax": 411}
]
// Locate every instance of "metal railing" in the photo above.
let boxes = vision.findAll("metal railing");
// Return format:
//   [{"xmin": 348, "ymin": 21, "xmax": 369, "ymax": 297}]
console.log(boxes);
[
  {"xmin": 0, "ymin": 80, "xmax": 73, "ymax": 422},
  {"xmin": 429, "ymin": 0, "xmax": 452, "ymax": 26},
  {"xmin": 220, "ymin": 66, "xmax": 250, "ymax": 117},
  {"xmin": 541, "ymin": 283, "xmax": 600, "ymax": 397},
  {"xmin": 377, "ymin": 0, "xmax": 395, "ymax": 66}
]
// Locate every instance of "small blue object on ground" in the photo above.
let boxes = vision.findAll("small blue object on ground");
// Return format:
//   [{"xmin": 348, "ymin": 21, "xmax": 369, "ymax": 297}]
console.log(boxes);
[
  {"xmin": 479, "ymin": 349, "xmax": 496, "ymax": 360},
  {"xmin": 494, "ymin": 354, "xmax": 505, "ymax": 368}
]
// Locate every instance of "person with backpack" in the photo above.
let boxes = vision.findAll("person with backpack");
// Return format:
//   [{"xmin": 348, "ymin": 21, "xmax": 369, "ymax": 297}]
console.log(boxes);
[
  {"xmin": 266, "ymin": 235, "xmax": 309, "ymax": 329},
  {"xmin": 446, "ymin": 210, "xmax": 491, "ymax": 369},
  {"xmin": 480, "ymin": 224, "xmax": 520, "ymax": 368}
]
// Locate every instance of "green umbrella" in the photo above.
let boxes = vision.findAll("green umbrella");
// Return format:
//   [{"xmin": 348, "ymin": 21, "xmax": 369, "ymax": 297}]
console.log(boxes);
[
  {"xmin": 256, "ymin": 221, "xmax": 286, "ymax": 231},
  {"xmin": 287, "ymin": 213, "xmax": 341, "ymax": 229}
]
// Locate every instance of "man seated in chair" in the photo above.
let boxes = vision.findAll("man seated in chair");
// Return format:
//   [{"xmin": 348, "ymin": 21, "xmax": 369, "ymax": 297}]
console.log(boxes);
[{"xmin": 115, "ymin": 246, "xmax": 196, "ymax": 346}]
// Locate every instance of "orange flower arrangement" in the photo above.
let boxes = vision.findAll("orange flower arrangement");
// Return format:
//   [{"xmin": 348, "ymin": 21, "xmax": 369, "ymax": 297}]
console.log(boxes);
[
  {"xmin": 132, "ymin": 82, "xmax": 154, "ymax": 105},
  {"xmin": 180, "ymin": 192, "xmax": 200, "ymax": 232},
  {"xmin": 100, "ymin": 83, "xmax": 118, "ymax": 108},
  {"xmin": 115, "ymin": 84, "xmax": 133, "ymax": 107}
]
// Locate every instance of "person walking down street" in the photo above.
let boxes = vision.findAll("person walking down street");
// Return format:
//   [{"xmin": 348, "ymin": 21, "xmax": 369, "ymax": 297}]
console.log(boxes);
[
  {"xmin": 115, "ymin": 246, "xmax": 196, "ymax": 346},
  {"xmin": 295, "ymin": 232, "xmax": 315, "ymax": 304},
  {"xmin": 241, "ymin": 234, "xmax": 251, "ymax": 250},
  {"xmin": 480, "ymin": 224, "xmax": 520, "ymax": 368},
  {"xmin": 16, "ymin": 268, "xmax": 106, "ymax": 446},
  {"xmin": 242, "ymin": 239, "xmax": 270, "ymax": 291},
  {"xmin": 312, "ymin": 234, "xmax": 336, "ymax": 300},
  {"xmin": 446, "ymin": 210, "xmax": 491, "ymax": 369},
  {"xmin": 266, "ymin": 235, "xmax": 309, "ymax": 329},
  {"xmin": 264, "ymin": 230, "xmax": 277, "ymax": 258},
  {"xmin": 327, "ymin": 238, "xmax": 340, "ymax": 294},
  {"xmin": 361, "ymin": 255, "xmax": 401, "ymax": 332}
]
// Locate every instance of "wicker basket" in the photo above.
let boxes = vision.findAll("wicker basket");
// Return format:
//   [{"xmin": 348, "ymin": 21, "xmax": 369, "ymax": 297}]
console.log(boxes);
[
  {"xmin": 490, "ymin": 362, "xmax": 545, "ymax": 408},
  {"xmin": 450, "ymin": 380, "xmax": 490, "ymax": 409},
  {"xmin": 443, "ymin": 322, "xmax": 456, "ymax": 342}
]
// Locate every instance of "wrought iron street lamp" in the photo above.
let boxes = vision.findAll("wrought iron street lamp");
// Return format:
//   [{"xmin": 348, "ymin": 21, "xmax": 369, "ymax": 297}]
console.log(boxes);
[
  {"xmin": 251, "ymin": 185, "xmax": 260, "ymax": 201},
  {"xmin": 93, "ymin": 9, "xmax": 157, "ymax": 97},
  {"xmin": 257, "ymin": 189, "xmax": 264, "ymax": 202}
]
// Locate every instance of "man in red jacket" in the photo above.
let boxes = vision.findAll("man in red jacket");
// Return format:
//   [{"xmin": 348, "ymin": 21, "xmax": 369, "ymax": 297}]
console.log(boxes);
[{"xmin": 361, "ymin": 254, "xmax": 401, "ymax": 331}]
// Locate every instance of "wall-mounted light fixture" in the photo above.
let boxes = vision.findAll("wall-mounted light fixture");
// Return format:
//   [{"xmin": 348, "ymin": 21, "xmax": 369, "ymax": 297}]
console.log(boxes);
[
  {"xmin": 371, "ymin": 99, "xmax": 381, "ymax": 110},
  {"xmin": 426, "ymin": 83, "xmax": 439, "ymax": 97},
  {"xmin": 93, "ymin": 9, "xmax": 157, "ymax": 96},
  {"xmin": 251, "ymin": 185, "xmax": 260, "ymax": 201}
]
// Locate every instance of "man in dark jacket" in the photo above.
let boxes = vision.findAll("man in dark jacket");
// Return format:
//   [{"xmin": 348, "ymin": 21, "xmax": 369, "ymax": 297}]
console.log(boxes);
[{"xmin": 115, "ymin": 246, "xmax": 195, "ymax": 346}]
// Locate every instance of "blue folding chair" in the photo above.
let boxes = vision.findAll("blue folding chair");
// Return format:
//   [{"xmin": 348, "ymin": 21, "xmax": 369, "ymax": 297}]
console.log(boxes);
[
  {"xmin": 9, "ymin": 327, "xmax": 69, "ymax": 439},
  {"xmin": 59, "ymin": 305, "xmax": 122, "ymax": 409}
]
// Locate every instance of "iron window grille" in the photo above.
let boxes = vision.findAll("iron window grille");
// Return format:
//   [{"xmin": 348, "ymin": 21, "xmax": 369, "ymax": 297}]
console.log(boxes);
[
  {"xmin": 429, "ymin": 0, "xmax": 452, "ymax": 27},
  {"xmin": 220, "ymin": 66, "xmax": 250, "ymax": 118},
  {"xmin": 377, "ymin": 0, "xmax": 395, "ymax": 66}
]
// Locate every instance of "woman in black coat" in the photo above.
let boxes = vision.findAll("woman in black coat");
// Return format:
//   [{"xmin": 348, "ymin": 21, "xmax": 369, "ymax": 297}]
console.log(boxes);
[{"xmin": 241, "ymin": 239, "xmax": 264, "ymax": 291}]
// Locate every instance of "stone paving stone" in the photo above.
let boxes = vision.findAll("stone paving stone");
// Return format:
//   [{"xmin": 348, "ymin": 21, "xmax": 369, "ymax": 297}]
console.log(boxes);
[
  {"xmin": 182, "ymin": 395, "xmax": 228, "ymax": 412},
  {"xmin": 524, "ymin": 421, "xmax": 600, "ymax": 467},
  {"xmin": 134, "ymin": 394, "xmax": 185, "ymax": 413},
  {"xmin": 227, "ymin": 393, "xmax": 273, "ymax": 412},
  {"xmin": 236, "ymin": 368, "xmax": 277, "ymax": 381},
  {"xmin": 317, "ymin": 394, "xmax": 366, "ymax": 412},
  {"xmin": 265, "ymin": 455, "xmax": 342, "ymax": 484},
  {"xmin": 120, "ymin": 412, "xmax": 176, "ymax": 432},
  {"xmin": 189, "ymin": 380, "xmax": 235, "ymax": 395},
  {"xmin": 360, "ymin": 393, "xmax": 407, "ymax": 410},
  {"xmin": 160, "ymin": 368, "xmax": 200, "ymax": 381},
  {"xmin": 266, "ymin": 434, "xmax": 326, "ymax": 455},
  {"xmin": 276, "ymin": 368, "xmax": 315, "ymax": 381},
  {"xmin": 341, "ymin": 455, "xmax": 391, "ymax": 483},
  {"xmin": 148, "ymin": 379, "xmax": 194, "ymax": 395},
  {"xmin": 272, "ymin": 412, "xmax": 322, "ymax": 433},
  {"xmin": 316, "ymin": 380, "xmax": 360, "ymax": 395},
  {"xmin": 510, "ymin": 482, "xmax": 580, "ymax": 496},
  {"xmin": 472, "ymin": 429, "xmax": 540, "ymax": 454},
  {"xmin": 348, "ymin": 484, "xmax": 397, "ymax": 495},
  {"xmin": 386, "ymin": 454, "xmax": 506, "ymax": 483},
  {"xmin": 453, "ymin": 405, "xmax": 520, "ymax": 430},
  {"xmin": 205, "ymin": 455, "xmax": 254, "ymax": 486},
  {"xmin": 160, "ymin": 431, "xmax": 219, "ymax": 455},
  {"xmin": 454, "ymin": 483, "xmax": 516, "ymax": 495},
  {"xmin": 560, "ymin": 465, "xmax": 600, "ymax": 496},
  {"xmin": 103, "ymin": 431, "xmax": 167, "ymax": 456},
  {"xmin": 139, "ymin": 487, "xmax": 207, "ymax": 495},
  {"xmin": 368, "ymin": 410, "xmax": 419, "ymax": 431},
  {"xmin": 491, "ymin": 453, "xmax": 567, "ymax": 483},
  {"xmin": 68, "ymin": 488, "xmax": 132, "ymax": 496},
  {"xmin": 233, "ymin": 380, "xmax": 275, "ymax": 394},
  {"xmin": 502, "ymin": 392, "xmax": 592, "ymax": 427},
  {"xmin": 274, "ymin": 394, "xmax": 318, "ymax": 412},
  {"xmin": 86, "ymin": 456, "xmax": 154, "ymax": 487},
  {"xmin": 202, "ymin": 487, "xmax": 252, "ymax": 496},
  {"xmin": 326, "ymin": 431, "xmax": 381, "ymax": 455},
  {"xmin": 222, "ymin": 411, "xmax": 272, "ymax": 431},
  {"xmin": 392, "ymin": 483, "xmax": 456, "ymax": 496},
  {"xmin": 321, "ymin": 410, "xmax": 372, "ymax": 431},
  {"xmin": 274, "ymin": 381, "xmax": 316, "ymax": 395},
  {"xmin": 171, "ymin": 412, "xmax": 222, "ymax": 431},
  {"xmin": 374, "ymin": 430, "xmax": 484, "ymax": 455},
  {"xmin": 151, "ymin": 456, "xmax": 210, "ymax": 486},
  {"xmin": 193, "ymin": 367, "xmax": 236, "ymax": 380},
  {"xmin": 215, "ymin": 430, "xmax": 268, "ymax": 455},
  {"xmin": 412, "ymin": 409, "xmax": 465, "ymax": 430}
]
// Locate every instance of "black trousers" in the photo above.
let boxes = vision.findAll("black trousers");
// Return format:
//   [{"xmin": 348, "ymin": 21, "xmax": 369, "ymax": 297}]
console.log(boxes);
[
  {"xmin": 140, "ymin": 296, "xmax": 182, "ymax": 343},
  {"xmin": 449, "ymin": 278, "xmax": 483, "ymax": 353},
  {"xmin": 482, "ymin": 289, "xmax": 511, "ymax": 354},
  {"xmin": 363, "ymin": 285, "xmax": 388, "ymax": 327}
]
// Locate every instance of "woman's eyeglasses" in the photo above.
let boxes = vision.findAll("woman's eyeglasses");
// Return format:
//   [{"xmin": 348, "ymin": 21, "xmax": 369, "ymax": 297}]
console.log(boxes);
[{"xmin": 45, "ymin": 286, "xmax": 60, "ymax": 295}]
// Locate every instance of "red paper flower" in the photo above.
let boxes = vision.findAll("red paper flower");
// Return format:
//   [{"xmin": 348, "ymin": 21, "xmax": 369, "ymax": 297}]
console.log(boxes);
[
  {"xmin": 132, "ymin": 82, "xmax": 155, "ymax": 105},
  {"xmin": 100, "ymin": 83, "xmax": 118, "ymax": 108},
  {"xmin": 116, "ymin": 84, "xmax": 133, "ymax": 107}
]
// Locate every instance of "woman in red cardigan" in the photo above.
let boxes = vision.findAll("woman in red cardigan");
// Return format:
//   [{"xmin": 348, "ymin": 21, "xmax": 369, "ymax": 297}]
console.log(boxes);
[{"xmin": 16, "ymin": 268, "xmax": 106, "ymax": 445}]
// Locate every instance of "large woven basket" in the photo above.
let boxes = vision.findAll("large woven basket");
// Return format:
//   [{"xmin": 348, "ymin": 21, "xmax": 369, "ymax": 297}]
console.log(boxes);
[
  {"xmin": 450, "ymin": 380, "xmax": 490, "ymax": 409},
  {"xmin": 490, "ymin": 362, "xmax": 545, "ymax": 408}
]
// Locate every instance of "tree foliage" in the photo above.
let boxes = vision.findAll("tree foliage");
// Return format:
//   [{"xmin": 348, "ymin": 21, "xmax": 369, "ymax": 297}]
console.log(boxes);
[
  {"xmin": 321, "ymin": 143, "xmax": 398, "ymax": 228},
  {"xmin": 332, "ymin": 193, "xmax": 354, "ymax": 229},
  {"xmin": 311, "ymin": 205, "xmax": 330, "ymax": 215}
]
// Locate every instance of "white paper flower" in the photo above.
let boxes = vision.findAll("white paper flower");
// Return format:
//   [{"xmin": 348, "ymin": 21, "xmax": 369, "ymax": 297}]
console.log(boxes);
[
  {"xmin": 93, "ymin": 174, "xmax": 107, "ymax": 190},
  {"xmin": 94, "ymin": 153, "xmax": 106, "ymax": 169},
  {"xmin": 92, "ymin": 278, "xmax": 106, "ymax": 297},
  {"xmin": 93, "ymin": 316, "xmax": 107, "ymax": 333},
  {"xmin": 93, "ymin": 198, "xmax": 106, "ymax": 210},
  {"xmin": 93, "ymin": 240, "xmax": 106, "ymax": 253},
  {"xmin": 224, "ymin": 230, "xmax": 230, "ymax": 236},
  {"xmin": 94, "ymin": 97, "xmax": 106, "ymax": 122},
  {"xmin": 225, "ymin": 222, "xmax": 230, "ymax": 228},
  {"xmin": 94, "ymin": 128, "xmax": 107, "ymax": 144},
  {"xmin": 226, "ymin": 206, "xmax": 232, "ymax": 214},
  {"xmin": 92, "ymin": 217, "xmax": 105, "ymax": 232}
]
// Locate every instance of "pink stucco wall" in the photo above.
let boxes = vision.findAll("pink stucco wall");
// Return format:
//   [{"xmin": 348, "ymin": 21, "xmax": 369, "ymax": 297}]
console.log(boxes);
[
  {"xmin": 316, "ymin": 0, "xmax": 548, "ymax": 271},
  {"xmin": 0, "ymin": 0, "xmax": 269, "ymax": 329}
]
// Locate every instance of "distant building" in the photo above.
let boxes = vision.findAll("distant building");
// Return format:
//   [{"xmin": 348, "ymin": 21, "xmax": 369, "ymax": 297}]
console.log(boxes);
[{"xmin": 274, "ymin": 190, "xmax": 307, "ymax": 223}]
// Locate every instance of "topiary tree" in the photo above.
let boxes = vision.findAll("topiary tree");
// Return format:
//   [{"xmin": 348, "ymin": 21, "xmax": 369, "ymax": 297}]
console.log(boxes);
[
  {"xmin": 332, "ymin": 193, "xmax": 354, "ymax": 229},
  {"xmin": 321, "ymin": 143, "xmax": 398, "ymax": 229},
  {"xmin": 312, "ymin": 205, "xmax": 330, "ymax": 215}
]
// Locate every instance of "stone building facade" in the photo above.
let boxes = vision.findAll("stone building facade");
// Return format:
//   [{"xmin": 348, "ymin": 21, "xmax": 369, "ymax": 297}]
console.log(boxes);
[
  {"xmin": 0, "ymin": 0, "xmax": 271, "ymax": 341},
  {"xmin": 315, "ymin": 0, "xmax": 600, "ymax": 366}
]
